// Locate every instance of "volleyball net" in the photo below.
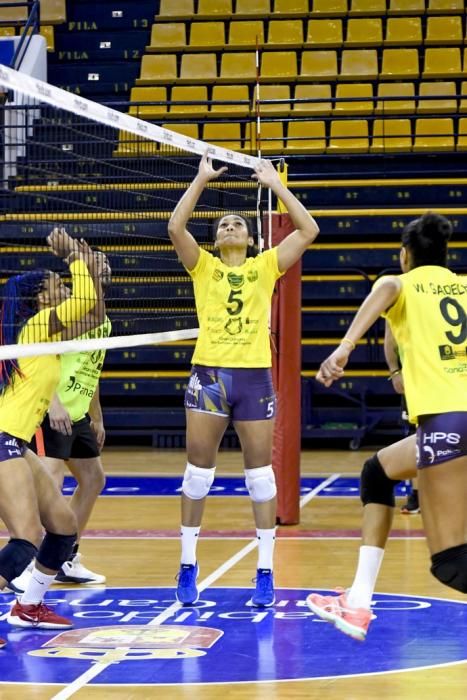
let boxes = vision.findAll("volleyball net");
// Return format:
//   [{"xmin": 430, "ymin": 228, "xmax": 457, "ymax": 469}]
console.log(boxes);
[{"xmin": 0, "ymin": 64, "xmax": 268, "ymax": 360}]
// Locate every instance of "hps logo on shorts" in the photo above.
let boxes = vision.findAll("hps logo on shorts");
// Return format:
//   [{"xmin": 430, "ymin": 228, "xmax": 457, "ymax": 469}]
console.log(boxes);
[{"xmin": 0, "ymin": 588, "xmax": 465, "ymax": 685}]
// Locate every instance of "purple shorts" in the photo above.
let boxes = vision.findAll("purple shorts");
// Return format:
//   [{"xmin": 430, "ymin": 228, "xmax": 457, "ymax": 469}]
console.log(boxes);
[
  {"xmin": 416, "ymin": 412, "xmax": 467, "ymax": 468},
  {"xmin": 0, "ymin": 432, "xmax": 27, "ymax": 462},
  {"xmin": 184, "ymin": 366, "xmax": 276, "ymax": 422}
]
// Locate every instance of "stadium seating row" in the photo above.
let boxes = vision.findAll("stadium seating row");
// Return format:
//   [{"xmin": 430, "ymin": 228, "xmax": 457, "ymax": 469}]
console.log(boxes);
[
  {"xmin": 130, "ymin": 82, "xmax": 467, "ymax": 119},
  {"xmin": 0, "ymin": 0, "xmax": 65, "ymax": 25},
  {"xmin": 148, "ymin": 17, "xmax": 467, "ymax": 52},
  {"xmin": 137, "ymin": 48, "xmax": 467, "ymax": 85},
  {"xmin": 117, "ymin": 117, "xmax": 467, "ymax": 154},
  {"xmin": 157, "ymin": 0, "xmax": 466, "ymax": 21}
]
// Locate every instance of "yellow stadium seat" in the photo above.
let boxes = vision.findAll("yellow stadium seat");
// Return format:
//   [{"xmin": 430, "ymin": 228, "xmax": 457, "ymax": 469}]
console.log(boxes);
[
  {"xmin": 235, "ymin": 0, "xmax": 271, "ymax": 17},
  {"xmin": 328, "ymin": 120, "xmax": 369, "ymax": 152},
  {"xmin": 371, "ymin": 119, "xmax": 412, "ymax": 153},
  {"xmin": 261, "ymin": 51, "xmax": 298, "ymax": 81},
  {"xmin": 211, "ymin": 85, "xmax": 250, "ymax": 116},
  {"xmin": 335, "ymin": 83, "xmax": 374, "ymax": 114},
  {"xmin": 349, "ymin": 0, "xmax": 387, "ymax": 14},
  {"xmin": 273, "ymin": 0, "xmax": 309, "ymax": 15},
  {"xmin": 312, "ymin": 0, "xmax": 348, "ymax": 16},
  {"xmin": 413, "ymin": 118, "xmax": 455, "ymax": 151},
  {"xmin": 423, "ymin": 48, "xmax": 462, "ymax": 78},
  {"xmin": 203, "ymin": 123, "xmax": 243, "ymax": 150},
  {"xmin": 287, "ymin": 121, "xmax": 327, "ymax": 153},
  {"xmin": 340, "ymin": 50, "xmax": 378, "ymax": 80},
  {"xmin": 148, "ymin": 23, "xmax": 186, "ymax": 51},
  {"xmin": 137, "ymin": 55, "xmax": 177, "ymax": 85},
  {"xmin": 293, "ymin": 84, "xmax": 332, "ymax": 115},
  {"xmin": 381, "ymin": 49, "xmax": 419, "ymax": 79},
  {"xmin": 197, "ymin": 0, "xmax": 233, "ymax": 19},
  {"xmin": 385, "ymin": 18, "xmax": 422, "ymax": 46},
  {"xmin": 229, "ymin": 21, "xmax": 265, "ymax": 48},
  {"xmin": 158, "ymin": 0, "xmax": 194, "ymax": 20},
  {"xmin": 376, "ymin": 82, "xmax": 416, "ymax": 114},
  {"xmin": 162, "ymin": 123, "xmax": 200, "ymax": 141},
  {"xmin": 306, "ymin": 20, "xmax": 343, "ymax": 48},
  {"xmin": 180, "ymin": 53, "xmax": 217, "ymax": 82},
  {"xmin": 460, "ymin": 82, "xmax": 467, "ymax": 113},
  {"xmin": 0, "ymin": 27, "xmax": 15, "ymax": 37},
  {"xmin": 457, "ymin": 118, "xmax": 467, "ymax": 151},
  {"xmin": 245, "ymin": 122, "xmax": 284, "ymax": 154},
  {"xmin": 189, "ymin": 22, "xmax": 226, "ymax": 50},
  {"xmin": 268, "ymin": 20, "xmax": 304, "ymax": 47},
  {"xmin": 253, "ymin": 85, "xmax": 291, "ymax": 115},
  {"xmin": 169, "ymin": 86, "xmax": 209, "ymax": 117},
  {"xmin": 388, "ymin": 0, "xmax": 426, "ymax": 14},
  {"xmin": 426, "ymin": 17, "xmax": 463, "ymax": 45},
  {"xmin": 418, "ymin": 82, "xmax": 457, "ymax": 114},
  {"xmin": 220, "ymin": 52, "xmax": 257, "ymax": 82},
  {"xmin": 0, "ymin": 3, "xmax": 27, "ymax": 21},
  {"xmin": 300, "ymin": 51, "xmax": 338, "ymax": 81},
  {"xmin": 129, "ymin": 87, "xmax": 168, "ymax": 118},
  {"xmin": 114, "ymin": 131, "xmax": 158, "ymax": 157},
  {"xmin": 346, "ymin": 19, "xmax": 382, "ymax": 47},
  {"xmin": 427, "ymin": 0, "xmax": 465, "ymax": 13},
  {"xmin": 40, "ymin": 26, "xmax": 55, "ymax": 51},
  {"xmin": 40, "ymin": 0, "xmax": 66, "ymax": 24}
]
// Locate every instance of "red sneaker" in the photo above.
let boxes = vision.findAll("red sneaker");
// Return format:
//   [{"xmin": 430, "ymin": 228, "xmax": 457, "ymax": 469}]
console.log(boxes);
[
  {"xmin": 307, "ymin": 591, "xmax": 372, "ymax": 641},
  {"xmin": 7, "ymin": 601, "xmax": 73, "ymax": 629},
  {"xmin": 0, "ymin": 637, "xmax": 6, "ymax": 649}
]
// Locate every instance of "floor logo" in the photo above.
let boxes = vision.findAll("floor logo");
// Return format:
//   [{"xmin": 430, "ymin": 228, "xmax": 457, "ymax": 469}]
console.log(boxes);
[{"xmin": 0, "ymin": 587, "xmax": 465, "ymax": 685}]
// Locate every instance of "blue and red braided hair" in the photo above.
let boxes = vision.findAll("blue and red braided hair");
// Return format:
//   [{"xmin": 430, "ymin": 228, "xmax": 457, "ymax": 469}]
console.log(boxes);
[{"xmin": 0, "ymin": 270, "xmax": 49, "ymax": 393}]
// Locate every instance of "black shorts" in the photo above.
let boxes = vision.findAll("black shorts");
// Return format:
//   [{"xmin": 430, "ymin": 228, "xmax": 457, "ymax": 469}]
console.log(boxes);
[{"xmin": 29, "ymin": 414, "xmax": 100, "ymax": 460}]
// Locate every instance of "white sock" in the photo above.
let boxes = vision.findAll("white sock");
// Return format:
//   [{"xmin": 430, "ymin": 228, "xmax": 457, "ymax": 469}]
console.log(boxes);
[
  {"xmin": 180, "ymin": 526, "xmax": 201, "ymax": 566},
  {"xmin": 346, "ymin": 545, "xmax": 385, "ymax": 610},
  {"xmin": 20, "ymin": 566, "xmax": 56, "ymax": 605},
  {"xmin": 256, "ymin": 528, "xmax": 276, "ymax": 570}
]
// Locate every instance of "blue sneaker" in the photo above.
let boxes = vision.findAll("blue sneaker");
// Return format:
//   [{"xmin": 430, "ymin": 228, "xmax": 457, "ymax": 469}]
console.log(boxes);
[
  {"xmin": 176, "ymin": 563, "xmax": 199, "ymax": 605},
  {"xmin": 251, "ymin": 568, "xmax": 275, "ymax": 607}
]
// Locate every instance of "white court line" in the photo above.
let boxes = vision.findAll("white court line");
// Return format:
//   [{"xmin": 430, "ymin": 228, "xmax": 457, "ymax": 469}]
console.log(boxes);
[{"xmin": 50, "ymin": 473, "xmax": 340, "ymax": 700}]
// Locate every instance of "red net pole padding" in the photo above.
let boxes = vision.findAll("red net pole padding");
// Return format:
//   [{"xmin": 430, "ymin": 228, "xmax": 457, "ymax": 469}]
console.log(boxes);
[{"xmin": 267, "ymin": 212, "xmax": 302, "ymax": 525}]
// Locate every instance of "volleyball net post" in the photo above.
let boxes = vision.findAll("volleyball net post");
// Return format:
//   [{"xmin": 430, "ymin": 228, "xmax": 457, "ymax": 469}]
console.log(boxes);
[{"xmin": 267, "ymin": 162, "xmax": 302, "ymax": 526}]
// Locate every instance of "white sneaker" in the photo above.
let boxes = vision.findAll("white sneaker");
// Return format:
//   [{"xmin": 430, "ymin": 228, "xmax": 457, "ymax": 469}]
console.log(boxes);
[
  {"xmin": 53, "ymin": 554, "xmax": 106, "ymax": 585},
  {"xmin": 5, "ymin": 561, "xmax": 34, "ymax": 595}
]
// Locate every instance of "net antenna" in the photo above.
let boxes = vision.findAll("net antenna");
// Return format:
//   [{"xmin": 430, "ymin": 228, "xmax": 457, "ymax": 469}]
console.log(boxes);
[
  {"xmin": 0, "ymin": 65, "xmax": 267, "ymax": 362},
  {"xmin": 254, "ymin": 37, "xmax": 265, "ymax": 253}
]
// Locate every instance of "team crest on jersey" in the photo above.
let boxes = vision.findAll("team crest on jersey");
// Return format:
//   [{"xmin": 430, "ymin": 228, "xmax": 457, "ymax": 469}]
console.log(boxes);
[
  {"xmin": 227, "ymin": 273, "xmax": 244, "ymax": 289},
  {"xmin": 225, "ymin": 318, "xmax": 242, "ymax": 335},
  {"xmin": 439, "ymin": 344, "xmax": 456, "ymax": 360},
  {"xmin": 212, "ymin": 269, "xmax": 224, "ymax": 281},
  {"xmin": 247, "ymin": 270, "xmax": 258, "ymax": 283}
]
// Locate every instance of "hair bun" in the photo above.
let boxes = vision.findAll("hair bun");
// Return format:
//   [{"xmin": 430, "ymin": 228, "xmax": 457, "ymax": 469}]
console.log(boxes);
[{"xmin": 419, "ymin": 212, "xmax": 452, "ymax": 243}]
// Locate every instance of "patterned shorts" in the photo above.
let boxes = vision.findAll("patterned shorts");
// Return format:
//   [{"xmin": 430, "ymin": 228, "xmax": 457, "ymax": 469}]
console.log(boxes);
[
  {"xmin": 0, "ymin": 431, "xmax": 27, "ymax": 462},
  {"xmin": 184, "ymin": 366, "xmax": 276, "ymax": 422}
]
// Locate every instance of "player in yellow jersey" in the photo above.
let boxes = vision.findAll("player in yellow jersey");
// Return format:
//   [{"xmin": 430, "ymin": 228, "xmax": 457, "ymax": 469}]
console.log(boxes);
[
  {"xmin": 308, "ymin": 212, "xmax": 467, "ymax": 638},
  {"xmin": 8, "ymin": 251, "xmax": 112, "ymax": 594},
  {"xmin": 0, "ymin": 228, "xmax": 98, "ymax": 643},
  {"xmin": 168, "ymin": 153, "xmax": 319, "ymax": 607}
]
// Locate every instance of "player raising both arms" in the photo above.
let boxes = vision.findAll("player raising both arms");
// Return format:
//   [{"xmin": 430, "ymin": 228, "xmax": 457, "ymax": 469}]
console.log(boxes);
[
  {"xmin": 168, "ymin": 153, "xmax": 319, "ymax": 607},
  {"xmin": 0, "ymin": 229, "xmax": 97, "ymax": 645}
]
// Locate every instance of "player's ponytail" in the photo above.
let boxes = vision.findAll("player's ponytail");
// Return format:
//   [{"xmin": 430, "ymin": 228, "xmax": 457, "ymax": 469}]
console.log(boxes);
[
  {"xmin": 0, "ymin": 270, "xmax": 48, "ymax": 392},
  {"xmin": 401, "ymin": 212, "xmax": 452, "ymax": 267}
]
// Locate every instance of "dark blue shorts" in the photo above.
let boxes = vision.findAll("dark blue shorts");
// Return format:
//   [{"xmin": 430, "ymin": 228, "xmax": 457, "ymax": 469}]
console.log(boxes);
[
  {"xmin": 184, "ymin": 366, "xmax": 276, "ymax": 422},
  {"xmin": 416, "ymin": 412, "xmax": 467, "ymax": 468},
  {"xmin": 0, "ymin": 432, "xmax": 27, "ymax": 462}
]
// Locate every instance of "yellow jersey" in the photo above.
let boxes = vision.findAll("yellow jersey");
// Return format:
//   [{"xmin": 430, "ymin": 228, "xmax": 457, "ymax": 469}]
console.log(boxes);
[
  {"xmin": 0, "ymin": 308, "xmax": 62, "ymax": 441},
  {"xmin": 0, "ymin": 259, "xmax": 97, "ymax": 441},
  {"xmin": 379, "ymin": 265, "xmax": 467, "ymax": 423},
  {"xmin": 188, "ymin": 248, "xmax": 283, "ymax": 368}
]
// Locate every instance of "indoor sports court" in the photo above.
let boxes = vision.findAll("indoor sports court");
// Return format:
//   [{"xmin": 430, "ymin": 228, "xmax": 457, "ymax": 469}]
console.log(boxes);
[{"xmin": 0, "ymin": 0, "xmax": 466, "ymax": 698}]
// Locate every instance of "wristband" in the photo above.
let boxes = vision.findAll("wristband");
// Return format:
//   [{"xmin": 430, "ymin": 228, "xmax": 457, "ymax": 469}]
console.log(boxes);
[{"xmin": 341, "ymin": 337, "xmax": 356, "ymax": 351}]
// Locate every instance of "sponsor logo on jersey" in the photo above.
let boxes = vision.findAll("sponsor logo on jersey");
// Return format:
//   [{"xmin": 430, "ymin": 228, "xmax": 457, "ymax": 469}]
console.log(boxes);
[{"xmin": 227, "ymin": 273, "xmax": 244, "ymax": 290}]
